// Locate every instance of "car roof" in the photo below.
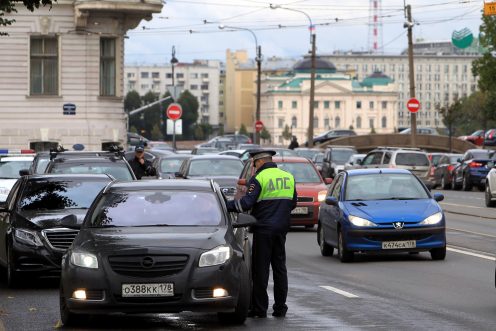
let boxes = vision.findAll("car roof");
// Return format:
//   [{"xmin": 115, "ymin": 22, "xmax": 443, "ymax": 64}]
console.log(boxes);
[
  {"xmin": 107, "ymin": 179, "xmax": 214, "ymax": 192},
  {"xmin": 190, "ymin": 155, "xmax": 240, "ymax": 160},
  {"xmin": 52, "ymin": 156, "xmax": 126, "ymax": 163},
  {"xmin": 272, "ymin": 156, "xmax": 312, "ymax": 163},
  {"xmin": 467, "ymin": 149, "xmax": 490, "ymax": 153},
  {"xmin": 26, "ymin": 174, "xmax": 113, "ymax": 180},
  {"xmin": 157, "ymin": 154, "xmax": 192, "ymax": 160},
  {"xmin": 346, "ymin": 168, "xmax": 411, "ymax": 176},
  {"xmin": 0, "ymin": 156, "xmax": 34, "ymax": 161}
]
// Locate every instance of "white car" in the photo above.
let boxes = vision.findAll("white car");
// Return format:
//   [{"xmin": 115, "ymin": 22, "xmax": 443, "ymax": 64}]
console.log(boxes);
[
  {"xmin": 344, "ymin": 153, "xmax": 366, "ymax": 170},
  {"xmin": 0, "ymin": 155, "xmax": 34, "ymax": 201},
  {"xmin": 485, "ymin": 159, "xmax": 496, "ymax": 207}
]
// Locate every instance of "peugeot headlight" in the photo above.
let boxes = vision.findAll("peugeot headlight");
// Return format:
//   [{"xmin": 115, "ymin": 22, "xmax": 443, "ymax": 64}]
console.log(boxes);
[
  {"xmin": 199, "ymin": 245, "xmax": 232, "ymax": 267},
  {"xmin": 348, "ymin": 215, "xmax": 377, "ymax": 227},
  {"xmin": 14, "ymin": 229, "xmax": 43, "ymax": 246},
  {"xmin": 420, "ymin": 212, "xmax": 443, "ymax": 225},
  {"xmin": 70, "ymin": 252, "xmax": 98, "ymax": 269},
  {"xmin": 318, "ymin": 190, "xmax": 327, "ymax": 202}
]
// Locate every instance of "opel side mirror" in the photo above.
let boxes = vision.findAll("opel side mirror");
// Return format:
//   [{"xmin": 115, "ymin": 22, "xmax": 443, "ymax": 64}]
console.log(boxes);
[
  {"xmin": 233, "ymin": 213, "xmax": 257, "ymax": 228},
  {"xmin": 325, "ymin": 196, "xmax": 338, "ymax": 206},
  {"xmin": 19, "ymin": 169, "xmax": 30, "ymax": 176}
]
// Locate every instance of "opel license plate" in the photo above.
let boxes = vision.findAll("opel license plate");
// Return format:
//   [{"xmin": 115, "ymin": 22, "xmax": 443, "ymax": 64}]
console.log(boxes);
[
  {"xmin": 122, "ymin": 283, "xmax": 174, "ymax": 297},
  {"xmin": 291, "ymin": 207, "xmax": 308, "ymax": 215},
  {"xmin": 381, "ymin": 240, "xmax": 416, "ymax": 250}
]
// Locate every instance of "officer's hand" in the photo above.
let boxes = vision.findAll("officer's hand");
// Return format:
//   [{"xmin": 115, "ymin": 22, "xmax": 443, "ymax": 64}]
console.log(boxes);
[{"xmin": 139, "ymin": 157, "xmax": 145, "ymax": 165}]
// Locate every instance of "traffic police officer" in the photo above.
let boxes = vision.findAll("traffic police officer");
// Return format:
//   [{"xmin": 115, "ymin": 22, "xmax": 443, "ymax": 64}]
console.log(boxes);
[
  {"xmin": 227, "ymin": 149, "xmax": 297, "ymax": 318},
  {"xmin": 128, "ymin": 145, "xmax": 157, "ymax": 179}
]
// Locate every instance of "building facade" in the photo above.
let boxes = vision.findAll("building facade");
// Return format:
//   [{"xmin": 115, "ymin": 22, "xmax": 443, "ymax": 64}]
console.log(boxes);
[
  {"xmin": 124, "ymin": 60, "xmax": 221, "ymax": 126},
  {"xmin": 0, "ymin": 0, "xmax": 162, "ymax": 151},
  {"xmin": 261, "ymin": 58, "xmax": 398, "ymax": 145}
]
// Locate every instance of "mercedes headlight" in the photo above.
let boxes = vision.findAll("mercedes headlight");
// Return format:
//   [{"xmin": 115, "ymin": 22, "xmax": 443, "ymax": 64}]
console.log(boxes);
[
  {"xmin": 199, "ymin": 245, "xmax": 232, "ymax": 267},
  {"xmin": 348, "ymin": 215, "xmax": 377, "ymax": 227},
  {"xmin": 318, "ymin": 190, "xmax": 327, "ymax": 202},
  {"xmin": 420, "ymin": 212, "xmax": 443, "ymax": 225},
  {"xmin": 70, "ymin": 252, "xmax": 98, "ymax": 269},
  {"xmin": 14, "ymin": 229, "xmax": 43, "ymax": 246}
]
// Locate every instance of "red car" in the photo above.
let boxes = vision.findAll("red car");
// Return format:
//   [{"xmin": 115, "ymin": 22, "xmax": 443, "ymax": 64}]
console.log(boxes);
[
  {"xmin": 459, "ymin": 130, "xmax": 485, "ymax": 146},
  {"xmin": 235, "ymin": 156, "xmax": 332, "ymax": 228}
]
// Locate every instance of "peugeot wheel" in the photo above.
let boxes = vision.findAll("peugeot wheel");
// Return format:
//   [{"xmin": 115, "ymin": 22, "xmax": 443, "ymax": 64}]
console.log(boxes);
[
  {"xmin": 430, "ymin": 246, "xmax": 446, "ymax": 261},
  {"xmin": 462, "ymin": 174, "xmax": 472, "ymax": 191},
  {"xmin": 486, "ymin": 185, "xmax": 496, "ymax": 207},
  {"xmin": 337, "ymin": 229, "xmax": 353, "ymax": 263},
  {"xmin": 318, "ymin": 224, "xmax": 334, "ymax": 257},
  {"xmin": 451, "ymin": 175, "xmax": 460, "ymax": 190}
]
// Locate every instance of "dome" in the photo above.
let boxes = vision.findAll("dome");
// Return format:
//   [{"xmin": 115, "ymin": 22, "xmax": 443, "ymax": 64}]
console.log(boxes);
[
  {"xmin": 293, "ymin": 57, "xmax": 336, "ymax": 73},
  {"xmin": 361, "ymin": 71, "xmax": 393, "ymax": 87}
]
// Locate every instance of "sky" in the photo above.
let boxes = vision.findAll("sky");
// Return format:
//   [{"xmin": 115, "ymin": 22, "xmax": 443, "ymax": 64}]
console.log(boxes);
[{"xmin": 124, "ymin": 0, "xmax": 484, "ymax": 65}]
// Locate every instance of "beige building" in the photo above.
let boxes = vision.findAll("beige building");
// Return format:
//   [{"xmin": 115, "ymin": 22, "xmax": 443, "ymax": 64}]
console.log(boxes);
[
  {"xmin": 261, "ymin": 58, "xmax": 398, "ymax": 145},
  {"xmin": 0, "ymin": 0, "xmax": 162, "ymax": 151},
  {"xmin": 224, "ymin": 49, "xmax": 257, "ymax": 134}
]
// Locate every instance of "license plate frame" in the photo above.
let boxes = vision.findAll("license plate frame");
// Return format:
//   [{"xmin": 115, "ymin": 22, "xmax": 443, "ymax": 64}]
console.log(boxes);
[
  {"xmin": 381, "ymin": 240, "xmax": 416, "ymax": 250},
  {"xmin": 291, "ymin": 207, "xmax": 309, "ymax": 215},
  {"xmin": 122, "ymin": 283, "xmax": 174, "ymax": 297}
]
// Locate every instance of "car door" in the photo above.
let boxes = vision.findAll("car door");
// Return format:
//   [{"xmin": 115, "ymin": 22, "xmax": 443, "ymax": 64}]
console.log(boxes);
[
  {"xmin": 458, "ymin": 152, "xmax": 471, "ymax": 179},
  {"xmin": 435, "ymin": 156, "xmax": 448, "ymax": 183},
  {"xmin": 322, "ymin": 149, "xmax": 332, "ymax": 177},
  {"xmin": 235, "ymin": 160, "xmax": 253, "ymax": 200},
  {"xmin": 0, "ymin": 178, "xmax": 22, "ymax": 265},
  {"xmin": 322, "ymin": 174, "xmax": 344, "ymax": 247}
]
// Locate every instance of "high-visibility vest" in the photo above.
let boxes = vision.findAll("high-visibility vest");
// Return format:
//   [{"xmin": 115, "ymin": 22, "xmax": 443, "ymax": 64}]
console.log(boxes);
[{"xmin": 255, "ymin": 167, "xmax": 295, "ymax": 202}]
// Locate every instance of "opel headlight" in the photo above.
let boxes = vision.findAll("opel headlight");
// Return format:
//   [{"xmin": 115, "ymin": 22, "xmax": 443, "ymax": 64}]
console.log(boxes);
[
  {"xmin": 199, "ymin": 245, "xmax": 232, "ymax": 267},
  {"xmin": 318, "ymin": 190, "xmax": 327, "ymax": 202},
  {"xmin": 348, "ymin": 215, "xmax": 377, "ymax": 227},
  {"xmin": 14, "ymin": 229, "xmax": 43, "ymax": 246},
  {"xmin": 420, "ymin": 212, "xmax": 443, "ymax": 225},
  {"xmin": 71, "ymin": 252, "xmax": 98, "ymax": 269}
]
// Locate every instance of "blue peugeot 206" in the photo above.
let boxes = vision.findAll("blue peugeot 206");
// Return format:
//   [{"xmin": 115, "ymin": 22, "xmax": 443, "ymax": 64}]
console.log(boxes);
[{"xmin": 317, "ymin": 168, "xmax": 446, "ymax": 262}]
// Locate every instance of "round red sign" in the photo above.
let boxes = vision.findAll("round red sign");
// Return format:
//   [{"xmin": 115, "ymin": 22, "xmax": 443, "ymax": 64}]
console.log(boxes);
[
  {"xmin": 255, "ymin": 120, "xmax": 264, "ymax": 132},
  {"xmin": 406, "ymin": 98, "xmax": 420, "ymax": 113},
  {"xmin": 166, "ymin": 103, "xmax": 182, "ymax": 120}
]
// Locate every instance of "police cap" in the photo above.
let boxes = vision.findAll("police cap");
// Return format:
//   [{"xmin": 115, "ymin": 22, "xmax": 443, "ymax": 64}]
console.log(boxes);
[{"xmin": 249, "ymin": 149, "xmax": 276, "ymax": 161}]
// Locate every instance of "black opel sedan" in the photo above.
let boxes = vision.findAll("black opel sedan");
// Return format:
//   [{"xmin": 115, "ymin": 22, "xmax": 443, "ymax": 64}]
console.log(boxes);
[
  {"xmin": 0, "ymin": 174, "xmax": 113, "ymax": 287},
  {"xmin": 59, "ymin": 179, "xmax": 255, "ymax": 326}
]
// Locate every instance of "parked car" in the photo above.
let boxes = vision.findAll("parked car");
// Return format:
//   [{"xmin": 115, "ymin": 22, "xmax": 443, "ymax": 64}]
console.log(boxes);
[
  {"xmin": 313, "ymin": 129, "xmax": 356, "ymax": 145},
  {"xmin": 218, "ymin": 149, "xmax": 246, "ymax": 158},
  {"xmin": 399, "ymin": 127, "xmax": 440, "ymax": 135},
  {"xmin": 426, "ymin": 153, "xmax": 446, "ymax": 188},
  {"xmin": 321, "ymin": 146, "xmax": 357, "ymax": 178},
  {"xmin": 239, "ymin": 148, "xmax": 298, "ymax": 163},
  {"xmin": 451, "ymin": 149, "xmax": 493, "ymax": 191},
  {"xmin": 152, "ymin": 154, "xmax": 192, "ymax": 179},
  {"xmin": 222, "ymin": 134, "xmax": 252, "ymax": 145},
  {"xmin": 484, "ymin": 129, "xmax": 496, "ymax": 146},
  {"xmin": 147, "ymin": 141, "xmax": 174, "ymax": 151},
  {"xmin": 485, "ymin": 156, "xmax": 496, "ymax": 207},
  {"xmin": 458, "ymin": 130, "xmax": 485, "ymax": 146},
  {"xmin": 359, "ymin": 147, "xmax": 432, "ymax": 187},
  {"xmin": 236, "ymin": 144, "xmax": 260, "ymax": 150},
  {"xmin": 343, "ymin": 154, "xmax": 366, "ymax": 171},
  {"xmin": 432, "ymin": 154, "xmax": 463, "ymax": 189},
  {"xmin": 59, "ymin": 179, "xmax": 254, "ymax": 326},
  {"xmin": 177, "ymin": 155, "xmax": 244, "ymax": 199},
  {"xmin": 312, "ymin": 152, "xmax": 325, "ymax": 175},
  {"xmin": 236, "ymin": 156, "xmax": 332, "ymax": 228},
  {"xmin": 0, "ymin": 154, "xmax": 35, "ymax": 201},
  {"xmin": 294, "ymin": 148, "xmax": 323, "ymax": 161},
  {"xmin": 191, "ymin": 147, "xmax": 220, "ymax": 155},
  {"xmin": 0, "ymin": 174, "xmax": 112, "ymax": 287},
  {"xmin": 317, "ymin": 169, "xmax": 446, "ymax": 262}
]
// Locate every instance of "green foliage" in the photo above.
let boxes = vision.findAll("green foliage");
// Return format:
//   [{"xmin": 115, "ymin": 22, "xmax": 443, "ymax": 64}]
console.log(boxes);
[
  {"xmin": 260, "ymin": 127, "xmax": 271, "ymax": 143},
  {"xmin": 437, "ymin": 100, "xmax": 464, "ymax": 135},
  {"xmin": 239, "ymin": 124, "xmax": 248, "ymax": 135},
  {"xmin": 141, "ymin": 91, "xmax": 160, "ymax": 139},
  {"xmin": 349, "ymin": 125, "xmax": 354, "ymax": 130},
  {"xmin": 129, "ymin": 126, "xmax": 138, "ymax": 134},
  {"xmin": 282, "ymin": 125, "xmax": 292, "ymax": 140},
  {"xmin": 124, "ymin": 90, "xmax": 141, "ymax": 113},
  {"xmin": 177, "ymin": 90, "xmax": 199, "ymax": 140},
  {"xmin": 1, "ymin": 0, "xmax": 54, "ymax": 35},
  {"xmin": 193, "ymin": 125, "xmax": 205, "ymax": 140},
  {"xmin": 151, "ymin": 124, "xmax": 163, "ymax": 140},
  {"xmin": 218, "ymin": 124, "xmax": 224, "ymax": 136}
]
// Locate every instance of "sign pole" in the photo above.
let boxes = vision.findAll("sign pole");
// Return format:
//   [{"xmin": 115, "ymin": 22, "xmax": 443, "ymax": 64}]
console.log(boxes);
[
  {"xmin": 173, "ymin": 120, "xmax": 176, "ymax": 150},
  {"xmin": 406, "ymin": 5, "xmax": 417, "ymax": 148}
]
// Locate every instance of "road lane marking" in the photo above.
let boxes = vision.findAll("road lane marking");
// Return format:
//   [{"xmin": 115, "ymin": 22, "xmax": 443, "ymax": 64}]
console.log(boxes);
[
  {"xmin": 440, "ymin": 202, "xmax": 486, "ymax": 209},
  {"xmin": 448, "ymin": 227, "xmax": 496, "ymax": 238},
  {"xmin": 447, "ymin": 246, "xmax": 495, "ymax": 261},
  {"xmin": 319, "ymin": 285, "xmax": 359, "ymax": 298}
]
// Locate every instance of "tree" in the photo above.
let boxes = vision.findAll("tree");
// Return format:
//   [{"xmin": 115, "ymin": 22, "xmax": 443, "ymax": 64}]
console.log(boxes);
[
  {"xmin": 1, "ymin": 0, "xmax": 54, "ymax": 35},
  {"xmin": 218, "ymin": 124, "xmax": 224, "ymax": 136},
  {"xmin": 239, "ymin": 124, "xmax": 248, "ymax": 135},
  {"xmin": 177, "ymin": 90, "xmax": 199, "ymax": 139},
  {"xmin": 124, "ymin": 90, "xmax": 141, "ymax": 113},
  {"xmin": 260, "ymin": 127, "xmax": 271, "ymax": 144},
  {"xmin": 129, "ymin": 125, "xmax": 138, "ymax": 134},
  {"xmin": 282, "ymin": 124, "xmax": 292, "ymax": 141},
  {"xmin": 193, "ymin": 124, "xmax": 204, "ymax": 140},
  {"xmin": 141, "ymin": 91, "xmax": 160, "ymax": 139},
  {"xmin": 160, "ymin": 92, "xmax": 173, "ymax": 139},
  {"xmin": 151, "ymin": 124, "xmax": 163, "ymax": 141}
]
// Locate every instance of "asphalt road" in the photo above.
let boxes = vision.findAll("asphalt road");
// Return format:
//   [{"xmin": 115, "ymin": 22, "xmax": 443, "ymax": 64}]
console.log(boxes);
[{"xmin": 1, "ymin": 189, "xmax": 495, "ymax": 330}]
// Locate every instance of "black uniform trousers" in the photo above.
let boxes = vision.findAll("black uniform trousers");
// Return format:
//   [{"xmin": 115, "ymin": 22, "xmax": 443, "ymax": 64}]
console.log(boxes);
[{"xmin": 251, "ymin": 231, "xmax": 288, "ymax": 314}]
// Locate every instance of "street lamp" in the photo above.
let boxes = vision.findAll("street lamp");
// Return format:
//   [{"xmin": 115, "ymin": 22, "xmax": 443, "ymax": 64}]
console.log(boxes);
[
  {"xmin": 270, "ymin": 4, "xmax": 316, "ymax": 147},
  {"xmin": 219, "ymin": 25, "xmax": 262, "ymax": 145},
  {"xmin": 170, "ymin": 46, "xmax": 179, "ymax": 150}
]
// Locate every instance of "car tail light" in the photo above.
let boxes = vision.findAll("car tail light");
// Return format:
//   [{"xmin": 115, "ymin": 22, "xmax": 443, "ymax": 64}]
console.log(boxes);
[
  {"xmin": 447, "ymin": 165, "xmax": 454, "ymax": 172},
  {"xmin": 490, "ymin": 130, "xmax": 495, "ymax": 139},
  {"xmin": 430, "ymin": 166, "xmax": 435, "ymax": 176},
  {"xmin": 21, "ymin": 149, "xmax": 35, "ymax": 154},
  {"xmin": 469, "ymin": 162, "xmax": 483, "ymax": 168}
]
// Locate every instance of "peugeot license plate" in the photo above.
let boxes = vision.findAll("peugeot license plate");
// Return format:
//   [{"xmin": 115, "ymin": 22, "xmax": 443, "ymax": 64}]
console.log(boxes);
[
  {"xmin": 381, "ymin": 240, "xmax": 416, "ymax": 249},
  {"xmin": 122, "ymin": 283, "xmax": 174, "ymax": 297},
  {"xmin": 291, "ymin": 207, "xmax": 308, "ymax": 215}
]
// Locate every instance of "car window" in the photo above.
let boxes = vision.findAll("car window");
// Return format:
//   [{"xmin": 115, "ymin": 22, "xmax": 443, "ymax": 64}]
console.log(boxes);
[
  {"xmin": 330, "ymin": 149, "xmax": 356, "ymax": 164},
  {"xmin": 395, "ymin": 153, "xmax": 429, "ymax": 166},
  {"xmin": 277, "ymin": 162, "xmax": 321, "ymax": 183},
  {"xmin": 383, "ymin": 152, "xmax": 392, "ymax": 164},
  {"xmin": 36, "ymin": 158, "xmax": 50, "ymax": 174},
  {"xmin": 331, "ymin": 175, "xmax": 344, "ymax": 199},
  {"xmin": 188, "ymin": 159, "xmax": 243, "ymax": 177},
  {"xmin": 362, "ymin": 152, "xmax": 382, "ymax": 165},
  {"xmin": 431, "ymin": 154, "xmax": 442, "ymax": 166},
  {"xmin": 471, "ymin": 151, "xmax": 491, "ymax": 159},
  {"xmin": 19, "ymin": 179, "xmax": 109, "ymax": 211},
  {"xmin": 243, "ymin": 161, "xmax": 253, "ymax": 180},
  {"xmin": 50, "ymin": 162, "xmax": 134, "ymax": 181},
  {"xmin": 160, "ymin": 158, "xmax": 185, "ymax": 173},
  {"xmin": 89, "ymin": 191, "xmax": 223, "ymax": 227},
  {"xmin": 7, "ymin": 179, "xmax": 22, "ymax": 208},
  {"xmin": 0, "ymin": 160, "xmax": 33, "ymax": 179},
  {"xmin": 345, "ymin": 173, "xmax": 429, "ymax": 201}
]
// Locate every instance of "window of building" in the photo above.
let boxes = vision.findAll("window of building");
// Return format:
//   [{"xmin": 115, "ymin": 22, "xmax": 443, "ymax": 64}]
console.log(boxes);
[
  {"xmin": 201, "ymin": 83, "xmax": 209, "ymax": 90},
  {"xmin": 190, "ymin": 84, "xmax": 198, "ymax": 90},
  {"xmin": 176, "ymin": 73, "xmax": 184, "ymax": 79},
  {"xmin": 335, "ymin": 116, "xmax": 341, "ymax": 128},
  {"xmin": 324, "ymin": 101, "xmax": 330, "ymax": 109},
  {"xmin": 152, "ymin": 72, "xmax": 160, "ymax": 79},
  {"xmin": 201, "ymin": 73, "xmax": 209, "ymax": 78},
  {"xmin": 278, "ymin": 136, "xmax": 283, "ymax": 144},
  {"xmin": 141, "ymin": 72, "xmax": 149, "ymax": 79},
  {"xmin": 356, "ymin": 101, "xmax": 362, "ymax": 109},
  {"xmin": 313, "ymin": 101, "xmax": 319, "ymax": 108},
  {"xmin": 313, "ymin": 116, "xmax": 319, "ymax": 128},
  {"xmin": 166, "ymin": 73, "xmax": 172, "ymax": 79},
  {"xmin": 190, "ymin": 73, "xmax": 198, "ymax": 79},
  {"xmin": 292, "ymin": 101, "xmax": 298, "ymax": 109},
  {"xmin": 381, "ymin": 116, "xmax": 387, "ymax": 128},
  {"xmin": 381, "ymin": 101, "xmax": 387, "ymax": 109},
  {"xmin": 369, "ymin": 101, "xmax": 374, "ymax": 109},
  {"xmin": 30, "ymin": 36, "xmax": 58, "ymax": 95},
  {"xmin": 335, "ymin": 101, "xmax": 341, "ymax": 109},
  {"xmin": 141, "ymin": 84, "xmax": 149, "ymax": 89},
  {"xmin": 127, "ymin": 73, "xmax": 134, "ymax": 78},
  {"xmin": 100, "ymin": 38, "xmax": 116, "ymax": 96},
  {"xmin": 356, "ymin": 116, "xmax": 362, "ymax": 129},
  {"xmin": 444, "ymin": 65, "xmax": 449, "ymax": 74},
  {"xmin": 278, "ymin": 100, "xmax": 283, "ymax": 109},
  {"xmin": 324, "ymin": 117, "xmax": 330, "ymax": 128},
  {"xmin": 291, "ymin": 116, "xmax": 297, "ymax": 128},
  {"xmin": 369, "ymin": 118, "xmax": 374, "ymax": 129},
  {"xmin": 278, "ymin": 118, "xmax": 284, "ymax": 128}
]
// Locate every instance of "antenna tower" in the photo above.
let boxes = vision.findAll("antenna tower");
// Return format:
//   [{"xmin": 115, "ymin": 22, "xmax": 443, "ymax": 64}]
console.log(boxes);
[{"xmin": 368, "ymin": 0, "xmax": 383, "ymax": 54}]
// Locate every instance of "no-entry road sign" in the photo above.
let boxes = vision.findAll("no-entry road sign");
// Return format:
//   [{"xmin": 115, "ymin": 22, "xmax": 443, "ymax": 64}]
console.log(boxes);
[
  {"xmin": 255, "ymin": 120, "xmax": 264, "ymax": 132},
  {"xmin": 406, "ymin": 98, "xmax": 420, "ymax": 113},
  {"xmin": 166, "ymin": 103, "xmax": 182, "ymax": 120}
]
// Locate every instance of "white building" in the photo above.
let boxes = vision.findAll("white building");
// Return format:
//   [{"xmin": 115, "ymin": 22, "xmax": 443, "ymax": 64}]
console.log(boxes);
[
  {"xmin": 124, "ymin": 60, "xmax": 222, "ymax": 127},
  {"xmin": 0, "ymin": 0, "xmax": 162, "ymax": 151},
  {"xmin": 261, "ymin": 58, "xmax": 398, "ymax": 145}
]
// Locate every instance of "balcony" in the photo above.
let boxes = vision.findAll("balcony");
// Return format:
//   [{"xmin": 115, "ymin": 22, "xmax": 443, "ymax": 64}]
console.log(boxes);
[{"xmin": 75, "ymin": 0, "xmax": 163, "ymax": 30}]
